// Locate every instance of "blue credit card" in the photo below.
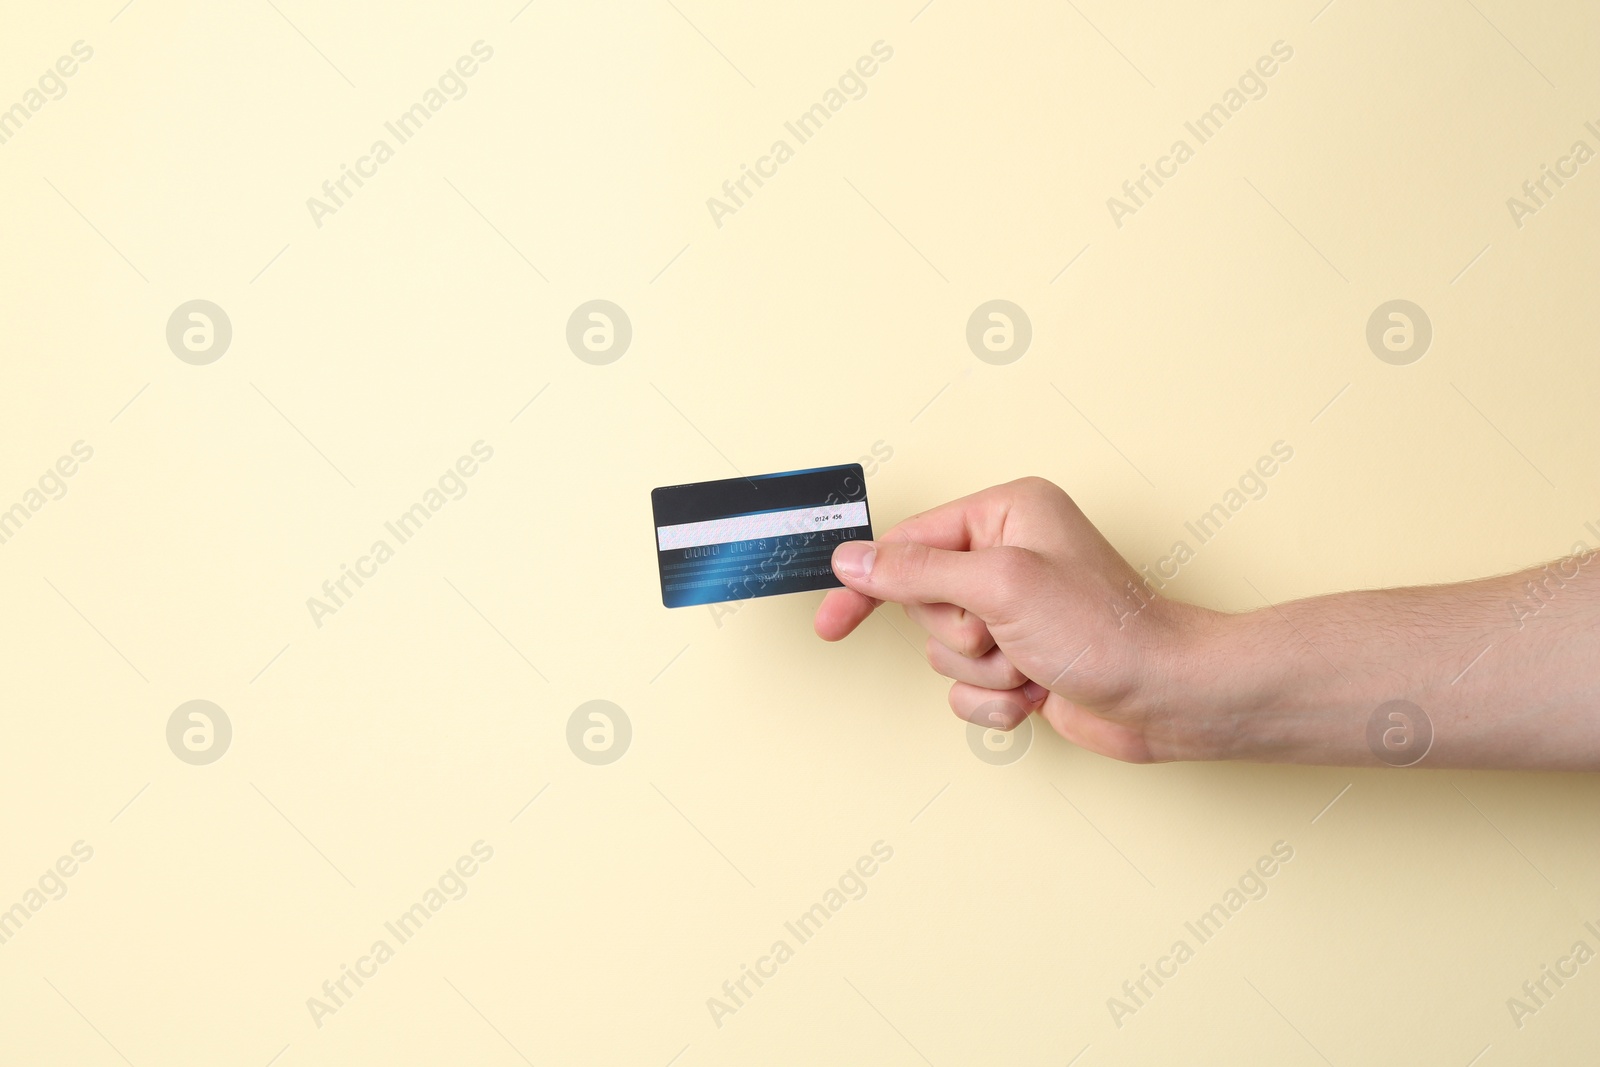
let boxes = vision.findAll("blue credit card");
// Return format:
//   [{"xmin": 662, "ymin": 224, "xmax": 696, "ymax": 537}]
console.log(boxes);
[{"xmin": 651, "ymin": 464, "xmax": 874, "ymax": 608}]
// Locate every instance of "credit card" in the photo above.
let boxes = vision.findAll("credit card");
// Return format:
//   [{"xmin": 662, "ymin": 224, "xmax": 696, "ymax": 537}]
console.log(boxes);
[{"xmin": 651, "ymin": 464, "xmax": 873, "ymax": 608}]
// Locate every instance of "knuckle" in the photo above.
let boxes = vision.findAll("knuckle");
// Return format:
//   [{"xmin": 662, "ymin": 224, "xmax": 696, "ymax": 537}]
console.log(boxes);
[
  {"xmin": 951, "ymin": 619, "xmax": 990, "ymax": 658},
  {"xmin": 1012, "ymin": 475, "xmax": 1063, "ymax": 501}
]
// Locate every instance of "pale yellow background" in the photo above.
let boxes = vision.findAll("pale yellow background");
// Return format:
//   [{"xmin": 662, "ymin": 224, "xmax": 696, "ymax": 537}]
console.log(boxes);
[{"xmin": 3, "ymin": 0, "xmax": 1600, "ymax": 1064}]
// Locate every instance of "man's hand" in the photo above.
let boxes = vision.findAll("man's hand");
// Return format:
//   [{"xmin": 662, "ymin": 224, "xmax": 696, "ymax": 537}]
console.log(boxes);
[
  {"xmin": 815, "ymin": 477, "xmax": 1221, "ymax": 763},
  {"xmin": 817, "ymin": 477, "xmax": 1600, "ymax": 770}
]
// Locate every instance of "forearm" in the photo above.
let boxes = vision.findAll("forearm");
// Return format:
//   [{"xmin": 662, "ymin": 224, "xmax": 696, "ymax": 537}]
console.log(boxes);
[{"xmin": 1173, "ymin": 557, "xmax": 1600, "ymax": 769}]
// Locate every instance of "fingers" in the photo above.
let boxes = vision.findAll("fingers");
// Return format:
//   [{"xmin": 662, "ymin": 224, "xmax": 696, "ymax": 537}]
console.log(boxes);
[
  {"xmin": 817, "ymin": 589, "xmax": 1001, "ymax": 653},
  {"xmin": 880, "ymin": 477, "xmax": 1072, "ymax": 548},
  {"xmin": 831, "ymin": 538, "xmax": 1029, "ymax": 617},
  {"xmin": 948, "ymin": 684, "xmax": 1158, "ymax": 762},
  {"xmin": 813, "ymin": 585, "xmax": 879, "ymax": 641},
  {"xmin": 947, "ymin": 680, "xmax": 1048, "ymax": 730},
  {"xmin": 814, "ymin": 494, "xmax": 995, "ymax": 641},
  {"xmin": 927, "ymin": 641, "xmax": 1026, "ymax": 690},
  {"xmin": 816, "ymin": 539, "xmax": 1002, "ymax": 641},
  {"xmin": 905, "ymin": 602, "xmax": 995, "ymax": 658},
  {"xmin": 812, "ymin": 478, "xmax": 1060, "ymax": 641}
]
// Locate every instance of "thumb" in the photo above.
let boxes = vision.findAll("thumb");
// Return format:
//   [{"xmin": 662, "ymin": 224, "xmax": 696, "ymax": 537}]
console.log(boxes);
[{"xmin": 831, "ymin": 538, "xmax": 1015, "ymax": 614}]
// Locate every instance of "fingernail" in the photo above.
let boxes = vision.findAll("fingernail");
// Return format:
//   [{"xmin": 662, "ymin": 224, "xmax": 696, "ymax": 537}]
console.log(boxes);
[
  {"xmin": 833, "ymin": 540, "xmax": 876, "ymax": 579},
  {"xmin": 1022, "ymin": 681, "xmax": 1047, "ymax": 703}
]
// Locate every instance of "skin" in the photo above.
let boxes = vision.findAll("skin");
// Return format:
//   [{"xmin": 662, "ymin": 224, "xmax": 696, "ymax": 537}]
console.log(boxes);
[{"xmin": 815, "ymin": 477, "xmax": 1600, "ymax": 770}]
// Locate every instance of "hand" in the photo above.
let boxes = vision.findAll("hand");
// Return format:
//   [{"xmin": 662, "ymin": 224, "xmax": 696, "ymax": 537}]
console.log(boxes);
[{"xmin": 814, "ymin": 477, "xmax": 1223, "ymax": 763}]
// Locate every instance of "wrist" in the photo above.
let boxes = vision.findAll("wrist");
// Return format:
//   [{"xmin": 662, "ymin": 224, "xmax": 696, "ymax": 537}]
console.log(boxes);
[
  {"xmin": 1121, "ymin": 601, "xmax": 1251, "ymax": 761},
  {"xmin": 1146, "ymin": 603, "xmax": 1314, "ymax": 762}
]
